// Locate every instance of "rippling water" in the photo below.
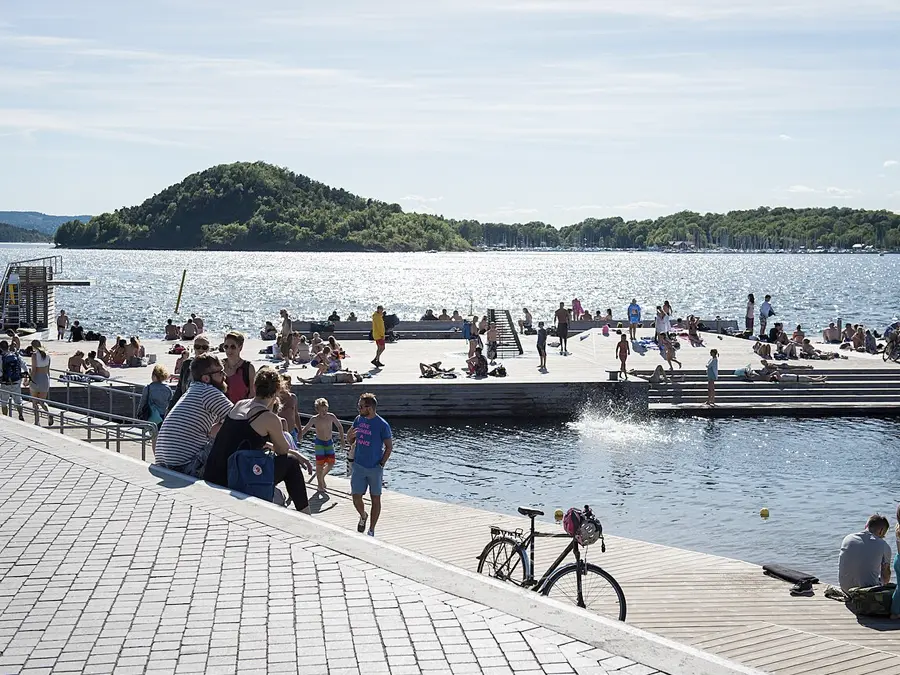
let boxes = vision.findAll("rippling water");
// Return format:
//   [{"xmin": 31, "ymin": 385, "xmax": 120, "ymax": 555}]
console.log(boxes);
[
  {"xmin": 7, "ymin": 244, "xmax": 900, "ymax": 575},
  {"xmin": 5, "ymin": 245, "xmax": 899, "ymax": 338},
  {"xmin": 378, "ymin": 414, "xmax": 900, "ymax": 581}
]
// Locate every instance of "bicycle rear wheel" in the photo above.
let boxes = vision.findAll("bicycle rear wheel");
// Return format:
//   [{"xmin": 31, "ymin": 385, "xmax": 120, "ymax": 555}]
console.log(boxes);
[
  {"xmin": 541, "ymin": 562, "xmax": 626, "ymax": 621},
  {"xmin": 477, "ymin": 537, "xmax": 528, "ymax": 585}
]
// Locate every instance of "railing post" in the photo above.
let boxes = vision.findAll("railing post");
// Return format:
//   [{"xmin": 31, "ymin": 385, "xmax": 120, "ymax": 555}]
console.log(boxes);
[
  {"xmin": 59, "ymin": 411, "xmax": 65, "ymax": 434},
  {"xmin": 116, "ymin": 427, "xmax": 121, "ymax": 454}
]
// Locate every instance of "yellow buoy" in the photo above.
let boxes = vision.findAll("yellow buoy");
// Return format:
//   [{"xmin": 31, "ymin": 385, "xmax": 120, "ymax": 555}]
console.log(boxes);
[
  {"xmin": 760, "ymin": 508, "xmax": 770, "ymax": 519},
  {"xmin": 554, "ymin": 509, "xmax": 564, "ymax": 522}
]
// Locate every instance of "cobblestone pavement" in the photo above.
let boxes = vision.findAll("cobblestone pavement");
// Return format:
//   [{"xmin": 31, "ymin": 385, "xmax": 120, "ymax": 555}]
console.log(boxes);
[{"xmin": 0, "ymin": 431, "xmax": 668, "ymax": 675}]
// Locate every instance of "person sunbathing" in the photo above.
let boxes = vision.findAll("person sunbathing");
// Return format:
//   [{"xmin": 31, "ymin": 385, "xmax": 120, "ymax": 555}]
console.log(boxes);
[
  {"xmin": 842, "ymin": 323, "xmax": 856, "ymax": 343},
  {"xmin": 67, "ymin": 351, "xmax": 87, "ymax": 373},
  {"xmin": 768, "ymin": 371, "xmax": 828, "ymax": 384},
  {"xmin": 687, "ymin": 316, "xmax": 704, "ymax": 347},
  {"xmin": 419, "ymin": 362, "xmax": 455, "ymax": 378},
  {"xmin": 822, "ymin": 322, "xmax": 840, "ymax": 343}
]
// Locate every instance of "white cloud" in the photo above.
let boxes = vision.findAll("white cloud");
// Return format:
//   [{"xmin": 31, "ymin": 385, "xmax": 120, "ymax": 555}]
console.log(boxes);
[
  {"xmin": 885, "ymin": 160, "xmax": 899, "ymax": 168},
  {"xmin": 826, "ymin": 187, "xmax": 860, "ymax": 198},
  {"xmin": 787, "ymin": 185, "xmax": 817, "ymax": 193},
  {"xmin": 399, "ymin": 195, "xmax": 444, "ymax": 204},
  {"xmin": 779, "ymin": 134, "xmax": 792, "ymax": 141},
  {"xmin": 615, "ymin": 201, "xmax": 669, "ymax": 210}
]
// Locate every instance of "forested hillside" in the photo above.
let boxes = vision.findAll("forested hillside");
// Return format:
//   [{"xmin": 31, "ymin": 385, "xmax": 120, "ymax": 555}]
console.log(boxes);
[
  {"xmin": 54, "ymin": 162, "xmax": 900, "ymax": 251},
  {"xmin": 0, "ymin": 222, "xmax": 51, "ymax": 243}
]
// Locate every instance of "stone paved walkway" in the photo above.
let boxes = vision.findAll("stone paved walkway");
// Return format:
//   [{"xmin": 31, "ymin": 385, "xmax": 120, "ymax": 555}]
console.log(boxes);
[{"xmin": 0, "ymin": 425, "xmax": 671, "ymax": 675}]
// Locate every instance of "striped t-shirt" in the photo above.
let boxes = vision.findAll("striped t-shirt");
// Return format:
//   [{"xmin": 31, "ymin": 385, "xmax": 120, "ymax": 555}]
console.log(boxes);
[{"xmin": 154, "ymin": 382, "xmax": 233, "ymax": 468}]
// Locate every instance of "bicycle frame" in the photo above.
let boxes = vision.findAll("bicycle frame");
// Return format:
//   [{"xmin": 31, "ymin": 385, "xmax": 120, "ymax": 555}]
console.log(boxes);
[{"xmin": 489, "ymin": 519, "xmax": 580, "ymax": 591}]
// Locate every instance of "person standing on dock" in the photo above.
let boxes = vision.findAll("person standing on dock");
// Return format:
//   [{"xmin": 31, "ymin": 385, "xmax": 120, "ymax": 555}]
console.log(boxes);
[
  {"xmin": 371, "ymin": 305, "xmax": 386, "ymax": 368},
  {"xmin": 706, "ymin": 349, "xmax": 718, "ymax": 407},
  {"xmin": 627, "ymin": 299, "xmax": 641, "ymax": 341},
  {"xmin": 348, "ymin": 393, "xmax": 392, "ymax": 537},
  {"xmin": 616, "ymin": 334, "xmax": 630, "ymax": 379},
  {"xmin": 56, "ymin": 310, "xmax": 69, "ymax": 341},
  {"xmin": 536, "ymin": 321, "xmax": 547, "ymax": 370},
  {"xmin": 279, "ymin": 309, "xmax": 293, "ymax": 368},
  {"xmin": 759, "ymin": 294, "xmax": 774, "ymax": 338},
  {"xmin": 554, "ymin": 302, "xmax": 570, "ymax": 355},
  {"xmin": 745, "ymin": 294, "xmax": 755, "ymax": 333}
]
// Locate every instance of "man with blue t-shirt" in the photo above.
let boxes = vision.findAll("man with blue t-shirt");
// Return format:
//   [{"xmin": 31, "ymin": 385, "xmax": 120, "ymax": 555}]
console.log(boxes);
[
  {"xmin": 627, "ymin": 299, "xmax": 642, "ymax": 341},
  {"xmin": 348, "ymin": 392, "xmax": 393, "ymax": 537}
]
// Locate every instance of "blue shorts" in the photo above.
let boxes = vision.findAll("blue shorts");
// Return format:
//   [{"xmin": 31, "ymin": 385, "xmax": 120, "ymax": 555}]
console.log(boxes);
[{"xmin": 350, "ymin": 463, "xmax": 383, "ymax": 496}]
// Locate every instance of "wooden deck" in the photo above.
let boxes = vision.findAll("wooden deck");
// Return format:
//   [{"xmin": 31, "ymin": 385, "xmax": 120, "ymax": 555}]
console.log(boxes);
[
  {"xmin": 43, "ymin": 328, "xmax": 900, "ymax": 419},
  {"xmin": 307, "ymin": 473, "xmax": 900, "ymax": 675}
]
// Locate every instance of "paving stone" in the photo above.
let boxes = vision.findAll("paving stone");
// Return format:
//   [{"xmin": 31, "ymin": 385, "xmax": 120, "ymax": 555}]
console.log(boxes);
[{"xmin": 0, "ymin": 432, "xmax": 669, "ymax": 675}]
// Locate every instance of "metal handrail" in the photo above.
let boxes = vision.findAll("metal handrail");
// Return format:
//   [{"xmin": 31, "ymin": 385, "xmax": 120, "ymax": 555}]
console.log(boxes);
[
  {"xmin": 7, "ymin": 392, "xmax": 157, "ymax": 461},
  {"xmin": 50, "ymin": 368, "xmax": 157, "ymax": 419}
]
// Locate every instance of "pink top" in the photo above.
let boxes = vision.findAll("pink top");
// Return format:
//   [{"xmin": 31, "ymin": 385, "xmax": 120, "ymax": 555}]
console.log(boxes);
[{"xmin": 225, "ymin": 362, "xmax": 250, "ymax": 404}]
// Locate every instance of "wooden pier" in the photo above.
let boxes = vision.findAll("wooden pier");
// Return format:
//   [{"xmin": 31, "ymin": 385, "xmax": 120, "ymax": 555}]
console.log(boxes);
[{"xmin": 304, "ymin": 473, "xmax": 900, "ymax": 674}]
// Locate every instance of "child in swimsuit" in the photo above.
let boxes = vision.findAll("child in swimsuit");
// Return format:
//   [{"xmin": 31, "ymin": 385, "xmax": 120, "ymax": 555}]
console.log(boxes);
[{"xmin": 299, "ymin": 397, "xmax": 346, "ymax": 494}]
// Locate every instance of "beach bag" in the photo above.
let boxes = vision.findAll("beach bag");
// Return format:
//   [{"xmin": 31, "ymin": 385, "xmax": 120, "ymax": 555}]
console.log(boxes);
[
  {"xmin": 846, "ymin": 584, "xmax": 896, "ymax": 616},
  {"xmin": 227, "ymin": 448, "xmax": 275, "ymax": 502}
]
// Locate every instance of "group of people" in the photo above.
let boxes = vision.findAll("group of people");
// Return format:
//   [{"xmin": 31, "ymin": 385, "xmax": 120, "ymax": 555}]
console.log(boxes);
[
  {"xmin": 152, "ymin": 348, "xmax": 393, "ymax": 536},
  {"xmin": 0, "ymin": 337, "xmax": 53, "ymax": 424},
  {"xmin": 164, "ymin": 313, "xmax": 205, "ymax": 340}
]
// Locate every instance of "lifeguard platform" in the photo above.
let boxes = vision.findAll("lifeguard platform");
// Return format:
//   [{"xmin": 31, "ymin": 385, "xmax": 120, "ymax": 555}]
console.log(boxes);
[{"xmin": 0, "ymin": 255, "xmax": 90, "ymax": 331}]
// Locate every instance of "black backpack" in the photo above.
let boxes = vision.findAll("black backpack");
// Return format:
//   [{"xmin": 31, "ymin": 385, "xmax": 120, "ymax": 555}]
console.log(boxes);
[{"xmin": 1, "ymin": 353, "xmax": 22, "ymax": 384}]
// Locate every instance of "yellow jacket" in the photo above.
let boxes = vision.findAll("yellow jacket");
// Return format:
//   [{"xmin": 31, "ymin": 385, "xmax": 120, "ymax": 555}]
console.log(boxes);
[{"xmin": 372, "ymin": 311, "xmax": 385, "ymax": 340}]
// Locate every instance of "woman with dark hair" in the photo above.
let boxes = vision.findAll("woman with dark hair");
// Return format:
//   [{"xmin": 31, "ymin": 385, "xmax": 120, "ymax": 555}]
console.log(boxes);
[
  {"xmin": 108, "ymin": 338, "xmax": 127, "ymax": 366},
  {"xmin": 204, "ymin": 367, "xmax": 312, "ymax": 513},
  {"xmin": 29, "ymin": 340, "xmax": 52, "ymax": 425}
]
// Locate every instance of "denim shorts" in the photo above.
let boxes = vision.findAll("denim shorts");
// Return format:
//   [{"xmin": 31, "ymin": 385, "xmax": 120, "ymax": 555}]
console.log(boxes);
[{"xmin": 350, "ymin": 463, "xmax": 383, "ymax": 496}]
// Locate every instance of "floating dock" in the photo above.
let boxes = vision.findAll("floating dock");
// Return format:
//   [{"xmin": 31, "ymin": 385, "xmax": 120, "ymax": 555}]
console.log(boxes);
[{"xmin": 42, "ymin": 328, "xmax": 900, "ymax": 420}]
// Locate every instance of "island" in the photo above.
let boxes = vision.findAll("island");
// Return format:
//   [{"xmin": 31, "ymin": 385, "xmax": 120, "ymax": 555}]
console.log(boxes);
[{"xmin": 53, "ymin": 161, "xmax": 900, "ymax": 252}]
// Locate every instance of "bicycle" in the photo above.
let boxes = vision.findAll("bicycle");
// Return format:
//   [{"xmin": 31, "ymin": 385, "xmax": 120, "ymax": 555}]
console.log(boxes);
[{"xmin": 476, "ymin": 505, "xmax": 626, "ymax": 621}]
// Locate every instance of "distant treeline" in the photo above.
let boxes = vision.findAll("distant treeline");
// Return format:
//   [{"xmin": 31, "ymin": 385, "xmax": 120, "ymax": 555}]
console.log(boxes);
[
  {"xmin": 53, "ymin": 162, "xmax": 900, "ymax": 251},
  {"xmin": 0, "ymin": 222, "xmax": 51, "ymax": 243}
]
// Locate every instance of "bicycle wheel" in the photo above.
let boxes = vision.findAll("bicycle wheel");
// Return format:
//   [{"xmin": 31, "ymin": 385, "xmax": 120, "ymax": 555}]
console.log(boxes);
[
  {"xmin": 477, "ymin": 537, "xmax": 528, "ymax": 585},
  {"xmin": 541, "ymin": 562, "xmax": 626, "ymax": 621}
]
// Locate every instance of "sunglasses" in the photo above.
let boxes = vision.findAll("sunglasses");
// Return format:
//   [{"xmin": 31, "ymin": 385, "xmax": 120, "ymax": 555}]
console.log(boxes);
[
  {"xmin": 194, "ymin": 344, "xmax": 210, "ymax": 351},
  {"xmin": 206, "ymin": 369, "xmax": 225, "ymax": 377}
]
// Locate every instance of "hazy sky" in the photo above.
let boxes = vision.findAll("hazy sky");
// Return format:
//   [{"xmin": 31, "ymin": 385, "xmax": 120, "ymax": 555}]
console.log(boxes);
[{"xmin": 1, "ymin": 0, "xmax": 899, "ymax": 224}]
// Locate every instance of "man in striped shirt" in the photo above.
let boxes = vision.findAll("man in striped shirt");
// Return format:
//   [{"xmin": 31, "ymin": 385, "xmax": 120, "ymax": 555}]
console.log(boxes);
[{"xmin": 154, "ymin": 354, "xmax": 233, "ymax": 476}]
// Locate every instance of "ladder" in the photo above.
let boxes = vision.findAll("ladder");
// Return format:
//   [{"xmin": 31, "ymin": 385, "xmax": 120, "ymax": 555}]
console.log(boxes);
[
  {"xmin": 487, "ymin": 308, "xmax": 523, "ymax": 358},
  {"xmin": 0, "ymin": 256, "xmax": 63, "ymax": 330}
]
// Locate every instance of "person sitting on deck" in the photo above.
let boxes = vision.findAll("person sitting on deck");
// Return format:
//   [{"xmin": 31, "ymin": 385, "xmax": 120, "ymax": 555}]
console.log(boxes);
[
  {"xmin": 851, "ymin": 326, "xmax": 866, "ymax": 351},
  {"xmin": 581, "ymin": 310, "xmax": 593, "ymax": 321},
  {"xmin": 70, "ymin": 321, "xmax": 85, "ymax": 342},
  {"xmin": 181, "ymin": 318, "xmax": 198, "ymax": 340},
  {"xmin": 864, "ymin": 330, "xmax": 878, "ymax": 354},
  {"xmin": 791, "ymin": 324, "xmax": 805, "ymax": 342},
  {"xmin": 108, "ymin": 339, "xmax": 127, "ymax": 366},
  {"xmin": 822, "ymin": 322, "xmax": 840, "ymax": 343},
  {"xmin": 421, "ymin": 309, "xmax": 438, "ymax": 321},
  {"xmin": 67, "ymin": 351, "xmax": 87, "ymax": 373},
  {"xmin": 839, "ymin": 514, "xmax": 892, "ymax": 592},
  {"xmin": 260, "ymin": 321, "xmax": 278, "ymax": 340},
  {"xmin": 84, "ymin": 351, "xmax": 109, "ymax": 379},
  {"xmin": 451, "ymin": 310, "xmax": 463, "ymax": 322},
  {"xmin": 438, "ymin": 309, "xmax": 451, "ymax": 320},
  {"xmin": 327, "ymin": 335, "xmax": 344, "ymax": 359},
  {"xmin": 328, "ymin": 310, "xmax": 341, "ymax": 322},
  {"xmin": 517, "ymin": 308, "xmax": 533, "ymax": 334},
  {"xmin": 190, "ymin": 313, "xmax": 204, "ymax": 333},
  {"xmin": 466, "ymin": 347, "xmax": 489, "ymax": 378},
  {"xmin": 347, "ymin": 312, "xmax": 358, "ymax": 322},
  {"xmin": 293, "ymin": 335, "xmax": 311, "ymax": 364},
  {"xmin": 165, "ymin": 319, "xmax": 181, "ymax": 340},
  {"xmin": 687, "ymin": 315, "xmax": 704, "ymax": 347},
  {"xmin": 842, "ymin": 323, "xmax": 856, "ymax": 343}
]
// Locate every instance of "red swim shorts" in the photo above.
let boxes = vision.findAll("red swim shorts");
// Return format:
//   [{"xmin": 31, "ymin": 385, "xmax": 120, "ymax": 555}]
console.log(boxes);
[{"xmin": 375, "ymin": 339, "xmax": 386, "ymax": 347}]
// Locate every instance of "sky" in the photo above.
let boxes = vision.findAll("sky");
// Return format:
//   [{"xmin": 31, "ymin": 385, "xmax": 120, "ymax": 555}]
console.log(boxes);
[{"xmin": 1, "ymin": 0, "xmax": 899, "ymax": 225}]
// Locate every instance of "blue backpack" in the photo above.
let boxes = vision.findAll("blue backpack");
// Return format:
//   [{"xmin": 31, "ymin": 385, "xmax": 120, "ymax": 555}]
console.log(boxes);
[{"xmin": 227, "ymin": 448, "xmax": 275, "ymax": 502}]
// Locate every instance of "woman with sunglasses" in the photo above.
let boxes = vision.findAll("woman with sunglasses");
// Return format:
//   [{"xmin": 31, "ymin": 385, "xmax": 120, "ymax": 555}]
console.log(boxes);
[
  {"xmin": 222, "ymin": 331, "xmax": 255, "ymax": 405},
  {"xmin": 170, "ymin": 337, "xmax": 211, "ymax": 409}
]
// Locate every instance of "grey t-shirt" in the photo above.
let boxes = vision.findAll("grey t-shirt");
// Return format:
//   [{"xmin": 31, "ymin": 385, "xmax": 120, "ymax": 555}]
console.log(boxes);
[{"xmin": 838, "ymin": 530, "xmax": 892, "ymax": 591}]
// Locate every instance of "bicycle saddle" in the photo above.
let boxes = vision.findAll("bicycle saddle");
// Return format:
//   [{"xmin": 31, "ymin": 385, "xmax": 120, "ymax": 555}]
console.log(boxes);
[{"xmin": 517, "ymin": 506, "xmax": 544, "ymax": 518}]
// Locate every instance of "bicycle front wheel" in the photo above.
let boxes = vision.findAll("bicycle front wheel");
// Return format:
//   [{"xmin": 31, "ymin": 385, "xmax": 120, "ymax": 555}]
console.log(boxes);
[
  {"xmin": 477, "ymin": 537, "xmax": 528, "ymax": 585},
  {"xmin": 541, "ymin": 562, "xmax": 626, "ymax": 621}
]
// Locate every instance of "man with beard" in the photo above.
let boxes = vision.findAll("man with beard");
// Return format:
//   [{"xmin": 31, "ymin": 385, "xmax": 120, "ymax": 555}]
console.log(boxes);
[{"xmin": 154, "ymin": 353, "xmax": 233, "ymax": 477}]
